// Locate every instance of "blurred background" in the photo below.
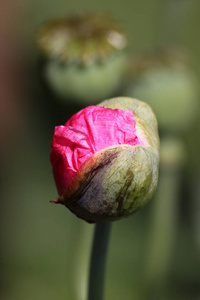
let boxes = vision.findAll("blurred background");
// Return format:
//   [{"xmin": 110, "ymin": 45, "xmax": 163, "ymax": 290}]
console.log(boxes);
[{"xmin": 0, "ymin": 0, "xmax": 200, "ymax": 299}]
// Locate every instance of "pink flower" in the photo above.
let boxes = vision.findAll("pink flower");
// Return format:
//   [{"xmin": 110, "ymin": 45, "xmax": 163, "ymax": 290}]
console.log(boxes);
[
  {"xmin": 50, "ymin": 105, "xmax": 141, "ymax": 196},
  {"xmin": 50, "ymin": 97, "xmax": 159, "ymax": 223}
]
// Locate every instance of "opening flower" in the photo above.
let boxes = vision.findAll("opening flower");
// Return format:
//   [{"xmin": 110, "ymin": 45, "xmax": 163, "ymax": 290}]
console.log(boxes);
[
  {"xmin": 50, "ymin": 97, "xmax": 159, "ymax": 223},
  {"xmin": 51, "ymin": 105, "xmax": 142, "ymax": 196}
]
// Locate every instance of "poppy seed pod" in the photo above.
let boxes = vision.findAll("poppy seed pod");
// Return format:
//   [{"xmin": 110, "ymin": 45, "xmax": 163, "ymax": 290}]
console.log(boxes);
[
  {"xmin": 37, "ymin": 14, "xmax": 127, "ymax": 104},
  {"xmin": 126, "ymin": 48, "xmax": 199, "ymax": 134},
  {"xmin": 51, "ymin": 97, "xmax": 159, "ymax": 223}
]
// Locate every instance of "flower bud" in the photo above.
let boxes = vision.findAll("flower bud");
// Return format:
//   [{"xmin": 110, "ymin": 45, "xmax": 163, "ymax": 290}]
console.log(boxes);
[
  {"xmin": 37, "ymin": 13, "xmax": 127, "ymax": 104},
  {"xmin": 51, "ymin": 97, "xmax": 159, "ymax": 223}
]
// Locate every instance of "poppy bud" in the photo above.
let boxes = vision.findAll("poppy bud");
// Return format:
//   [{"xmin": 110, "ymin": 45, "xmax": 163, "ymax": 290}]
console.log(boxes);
[{"xmin": 51, "ymin": 97, "xmax": 159, "ymax": 223}]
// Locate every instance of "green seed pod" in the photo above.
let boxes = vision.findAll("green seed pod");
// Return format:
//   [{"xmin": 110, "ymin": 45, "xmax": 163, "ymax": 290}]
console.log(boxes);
[
  {"xmin": 126, "ymin": 48, "xmax": 199, "ymax": 135},
  {"xmin": 37, "ymin": 13, "xmax": 127, "ymax": 104},
  {"xmin": 53, "ymin": 97, "xmax": 159, "ymax": 223}
]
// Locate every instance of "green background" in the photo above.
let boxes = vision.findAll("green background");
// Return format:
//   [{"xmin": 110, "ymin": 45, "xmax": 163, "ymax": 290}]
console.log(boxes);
[{"xmin": 1, "ymin": 0, "xmax": 200, "ymax": 299}]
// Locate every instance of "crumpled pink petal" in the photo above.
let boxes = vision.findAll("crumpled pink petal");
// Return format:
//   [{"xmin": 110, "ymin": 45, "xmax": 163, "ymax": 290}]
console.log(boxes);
[{"xmin": 50, "ymin": 105, "xmax": 140, "ymax": 196}]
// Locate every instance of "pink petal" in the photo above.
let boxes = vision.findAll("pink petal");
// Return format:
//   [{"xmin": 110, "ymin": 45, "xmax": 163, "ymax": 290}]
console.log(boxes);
[{"xmin": 50, "ymin": 106, "xmax": 140, "ymax": 196}]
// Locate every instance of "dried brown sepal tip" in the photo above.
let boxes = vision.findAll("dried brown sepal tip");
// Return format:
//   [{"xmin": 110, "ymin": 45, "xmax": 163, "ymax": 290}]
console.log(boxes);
[{"xmin": 50, "ymin": 198, "xmax": 59, "ymax": 204}]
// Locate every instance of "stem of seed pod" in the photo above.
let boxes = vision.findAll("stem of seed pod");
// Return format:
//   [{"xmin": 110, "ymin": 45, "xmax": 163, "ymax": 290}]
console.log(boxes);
[
  {"xmin": 143, "ymin": 170, "xmax": 180, "ymax": 297},
  {"xmin": 88, "ymin": 222, "xmax": 112, "ymax": 300}
]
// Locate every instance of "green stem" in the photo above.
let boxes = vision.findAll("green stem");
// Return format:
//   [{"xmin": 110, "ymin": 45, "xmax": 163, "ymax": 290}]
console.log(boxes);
[
  {"xmin": 68, "ymin": 220, "xmax": 93, "ymax": 300},
  {"xmin": 142, "ymin": 134, "xmax": 186, "ymax": 298},
  {"xmin": 144, "ymin": 169, "xmax": 180, "ymax": 297},
  {"xmin": 88, "ymin": 222, "xmax": 112, "ymax": 300}
]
